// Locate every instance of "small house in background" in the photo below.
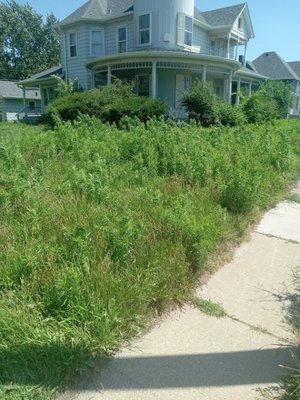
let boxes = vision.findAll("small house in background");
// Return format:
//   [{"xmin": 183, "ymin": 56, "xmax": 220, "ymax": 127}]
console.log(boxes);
[
  {"xmin": 0, "ymin": 80, "xmax": 41, "ymax": 123},
  {"xmin": 253, "ymin": 52, "xmax": 300, "ymax": 117}
]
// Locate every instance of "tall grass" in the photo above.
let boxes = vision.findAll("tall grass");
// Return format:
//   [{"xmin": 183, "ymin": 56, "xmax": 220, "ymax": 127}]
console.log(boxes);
[{"xmin": 0, "ymin": 119, "xmax": 299, "ymax": 399}]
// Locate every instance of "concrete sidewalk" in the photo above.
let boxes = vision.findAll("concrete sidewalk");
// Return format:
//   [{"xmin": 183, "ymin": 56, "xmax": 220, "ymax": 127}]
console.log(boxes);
[{"xmin": 59, "ymin": 185, "xmax": 300, "ymax": 400}]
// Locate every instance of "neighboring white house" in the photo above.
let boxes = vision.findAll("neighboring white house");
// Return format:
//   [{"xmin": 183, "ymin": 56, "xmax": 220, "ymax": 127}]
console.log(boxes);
[
  {"xmin": 20, "ymin": 0, "xmax": 267, "ymax": 116},
  {"xmin": 0, "ymin": 80, "xmax": 41, "ymax": 122},
  {"xmin": 253, "ymin": 52, "xmax": 300, "ymax": 116}
]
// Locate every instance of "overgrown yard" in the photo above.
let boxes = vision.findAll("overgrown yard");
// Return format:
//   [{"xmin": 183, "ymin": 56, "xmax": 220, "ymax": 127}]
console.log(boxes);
[{"xmin": 0, "ymin": 119, "xmax": 299, "ymax": 400}]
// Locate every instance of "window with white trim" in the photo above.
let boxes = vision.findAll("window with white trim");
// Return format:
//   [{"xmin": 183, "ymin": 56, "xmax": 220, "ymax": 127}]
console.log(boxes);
[
  {"xmin": 136, "ymin": 75, "xmax": 150, "ymax": 97},
  {"xmin": 177, "ymin": 14, "xmax": 193, "ymax": 47},
  {"xmin": 69, "ymin": 32, "xmax": 77, "ymax": 58},
  {"xmin": 91, "ymin": 30, "xmax": 104, "ymax": 56},
  {"xmin": 138, "ymin": 14, "xmax": 151, "ymax": 45},
  {"xmin": 118, "ymin": 27, "xmax": 127, "ymax": 53}
]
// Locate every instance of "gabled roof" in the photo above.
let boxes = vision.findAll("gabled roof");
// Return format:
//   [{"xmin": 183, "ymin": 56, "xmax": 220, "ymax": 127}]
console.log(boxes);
[
  {"xmin": 253, "ymin": 52, "xmax": 299, "ymax": 80},
  {"xmin": 61, "ymin": 0, "xmax": 133, "ymax": 25},
  {"xmin": 20, "ymin": 65, "xmax": 63, "ymax": 85},
  {"xmin": 0, "ymin": 80, "xmax": 40, "ymax": 99},
  {"xmin": 199, "ymin": 3, "xmax": 246, "ymax": 27},
  {"xmin": 288, "ymin": 61, "xmax": 300, "ymax": 79}
]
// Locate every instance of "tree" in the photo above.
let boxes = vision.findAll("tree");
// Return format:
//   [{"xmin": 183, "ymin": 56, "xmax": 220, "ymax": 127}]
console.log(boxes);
[{"xmin": 0, "ymin": 0, "xmax": 60, "ymax": 80}]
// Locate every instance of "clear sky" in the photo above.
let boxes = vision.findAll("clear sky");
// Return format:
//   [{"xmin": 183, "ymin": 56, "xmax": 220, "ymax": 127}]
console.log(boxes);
[{"xmin": 18, "ymin": 0, "xmax": 300, "ymax": 62}]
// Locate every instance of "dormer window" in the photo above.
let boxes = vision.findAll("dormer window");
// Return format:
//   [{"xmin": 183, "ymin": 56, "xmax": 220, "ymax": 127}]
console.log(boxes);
[
  {"xmin": 139, "ymin": 13, "xmax": 151, "ymax": 45},
  {"xmin": 118, "ymin": 27, "xmax": 127, "ymax": 53},
  {"xmin": 69, "ymin": 32, "xmax": 77, "ymax": 58},
  {"xmin": 177, "ymin": 14, "xmax": 193, "ymax": 47}
]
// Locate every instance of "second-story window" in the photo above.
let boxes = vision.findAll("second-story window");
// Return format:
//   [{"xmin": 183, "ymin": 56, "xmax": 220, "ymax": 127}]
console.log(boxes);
[
  {"xmin": 118, "ymin": 27, "xmax": 127, "ymax": 53},
  {"xmin": 184, "ymin": 16, "xmax": 193, "ymax": 46},
  {"xmin": 177, "ymin": 14, "xmax": 193, "ymax": 47},
  {"xmin": 91, "ymin": 30, "xmax": 104, "ymax": 57},
  {"xmin": 139, "ymin": 13, "xmax": 151, "ymax": 45},
  {"xmin": 69, "ymin": 32, "xmax": 77, "ymax": 58}
]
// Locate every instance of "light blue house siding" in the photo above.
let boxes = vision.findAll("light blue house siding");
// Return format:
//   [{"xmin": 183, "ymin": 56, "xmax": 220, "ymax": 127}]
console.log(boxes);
[{"xmin": 105, "ymin": 17, "xmax": 135, "ymax": 55}]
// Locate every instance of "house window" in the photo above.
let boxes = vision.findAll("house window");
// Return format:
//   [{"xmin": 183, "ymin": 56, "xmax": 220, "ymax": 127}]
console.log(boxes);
[
  {"xmin": 177, "ymin": 14, "xmax": 193, "ymax": 47},
  {"xmin": 136, "ymin": 75, "xmax": 150, "ymax": 97},
  {"xmin": 210, "ymin": 40, "xmax": 216, "ymax": 55},
  {"xmin": 69, "ymin": 32, "xmax": 77, "ymax": 58},
  {"xmin": 139, "ymin": 13, "xmax": 151, "ymax": 45},
  {"xmin": 91, "ymin": 30, "xmax": 104, "ymax": 56},
  {"xmin": 118, "ymin": 27, "xmax": 127, "ymax": 53},
  {"xmin": 28, "ymin": 100, "xmax": 36, "ymax": 111},
  {"xmin": 238, "ymin": 18, "xmax": 243, "ymax": 29}
]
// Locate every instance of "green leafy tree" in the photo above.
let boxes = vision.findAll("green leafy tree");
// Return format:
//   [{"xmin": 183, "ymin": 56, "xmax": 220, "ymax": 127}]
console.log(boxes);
[{"xmin": 0, "ymin": 0, "xmax": 60, "ymax": 80}]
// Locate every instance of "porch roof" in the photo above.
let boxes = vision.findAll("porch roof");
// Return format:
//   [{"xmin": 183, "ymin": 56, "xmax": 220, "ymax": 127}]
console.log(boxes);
[
  {"xmin": 87, "ymin": 50, "xmax": 241, "ymax": 71},
  {"xmin": 19, "ymin": 65, "xmax": 63, "ymax": 87}
]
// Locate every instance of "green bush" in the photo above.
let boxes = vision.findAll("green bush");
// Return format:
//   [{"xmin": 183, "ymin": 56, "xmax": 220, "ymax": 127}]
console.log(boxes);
[
  {"xmin": 181, "ymin": 81, "xmax": 220, "ymax": 127},
  {"xmin": 217, "ymin": 102, "xmax": 246, "ymax": 127},
  {"xmin": 0, "ymin": 119, "xmax": 299, "ymax": 399},
  {"xmin": 243, "ymin": 80, "xmax": 294, "ymax": 123},
  {"xmin": 243, "ymin": 92, "xmax": 280, "ymax": 123},
  {"xmin": 46, "ymin": 80, "xmax": 165, "ymax": 125},
  {"xmin": 259, "ymin": 80, "xmax": 294, "ymax": 118},
  {"xmin": 101, "ymin": 96, "xmax": 166, "ymax": 124}
]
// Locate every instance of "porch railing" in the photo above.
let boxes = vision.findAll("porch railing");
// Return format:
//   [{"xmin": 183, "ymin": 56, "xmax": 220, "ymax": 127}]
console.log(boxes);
[{"xmin": 17, "ymin": 107, "xmax": 42, "ymax": 121}]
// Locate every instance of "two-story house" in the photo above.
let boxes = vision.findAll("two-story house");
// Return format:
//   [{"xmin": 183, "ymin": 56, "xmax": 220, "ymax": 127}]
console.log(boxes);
[{"xmin": 20, "ymin": 0, "xmax": 266, "ymax": 117}]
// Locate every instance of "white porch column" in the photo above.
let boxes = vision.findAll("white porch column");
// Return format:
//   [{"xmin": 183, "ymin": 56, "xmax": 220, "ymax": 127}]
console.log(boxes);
[
  {"xmin": 202, "ymin": 65, "xmax": 207, "ymax": 82},
  {"xmin": 107, "ymin": 65, "xmax": 112, "ymax": 85},
  {"xmin": 22, "ymin": 87, "xmax": 26, "ymax": 109},
  {"xmin": 226, "ymin": 34, "xmax": 231, "ymax": 59},
  {"xmin": 236, "ymin": 77, "xmax": 241, "ymax": 105},
  {"xmin": 243, "ymin": 42, "xmax": 248, "ymax": 66},
  {"xmin": 249, "ymin": 81, "xmax": 252, "ymax": 97},
  {"xmin": 39, "ymin": 84, "xmax": 44, "ymax": 114},
  {"xmin": 151, "ymin": 61, "xmax": 157, "ymax": 98},
  {"xmin": 228, "ymin": 71, "xmax": 233, "ymax": 103},
  {"xmin": 235, "ymin": 38, "xmax": 239, "ymax": 61}
]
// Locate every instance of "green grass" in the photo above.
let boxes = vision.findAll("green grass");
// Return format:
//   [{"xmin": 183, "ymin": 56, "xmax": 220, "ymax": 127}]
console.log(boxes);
[
  {"xmin": 0, "ymin": 118, "xmax": 299, "ymax": 399},
  {"xmin": 192, "ymin": 298, "xmax": 227, "ymax": 318}
]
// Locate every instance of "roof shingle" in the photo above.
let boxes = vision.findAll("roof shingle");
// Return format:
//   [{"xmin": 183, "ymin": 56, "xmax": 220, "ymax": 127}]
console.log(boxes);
[
  {"xmin": 288, "ymin": 61, "xmax": 300, "ymax": 79},
  {"xmin": 253, "ymin": 52, "xmax": 299, "ymax": 80},
  {"xmin": 61, "ymin": 0, "xmax": 133, "ymax": 25},
  {"xmin": 0, "ymin": 81, "xmax": 40, "ymax": 99},
  {"xmin": 197, "ymin": 3, "xmax": 246, "ymax": 27}
]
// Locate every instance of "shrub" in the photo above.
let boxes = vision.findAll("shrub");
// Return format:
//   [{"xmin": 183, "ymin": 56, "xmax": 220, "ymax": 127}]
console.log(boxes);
[
  {"xmin": 46, "ymin": 80, "xmax": 165, "ymax": 126},
  {"xmin": 259, "ymin": 80, "xmax": 294, "ymax": 118},
  {"xmin": 243, "ymin": 80, "xmax": 294, "ymax": 123},
  {"xmin": 243, "ymin": 92, "xmax": 280, "ymax": 123},
  {"xmin": 101, "ymin": 96, "xmax": 166, "ymax": 124},
  {"xmin": 217, "ymin": 102, "xmax": 246, "ymax": 127},
  {"xmin": 181, "ymin": 81, "xmax": 220, "ymax": 127}
]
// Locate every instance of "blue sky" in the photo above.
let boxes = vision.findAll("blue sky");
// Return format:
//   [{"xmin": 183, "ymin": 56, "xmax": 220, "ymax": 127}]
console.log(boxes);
[{"xmin": 19, "ymin": 0, "xmax": 300, "ymax": 62}]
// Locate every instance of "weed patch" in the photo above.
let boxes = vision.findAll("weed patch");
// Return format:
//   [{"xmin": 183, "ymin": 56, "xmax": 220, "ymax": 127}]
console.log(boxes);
[
  {"xmin": 192, "ymin": 298, "xmax": 228, "ymax": 318},
  {"xmin": 0, "ymin": 119, "xmax": 299, "ymax": 399}
]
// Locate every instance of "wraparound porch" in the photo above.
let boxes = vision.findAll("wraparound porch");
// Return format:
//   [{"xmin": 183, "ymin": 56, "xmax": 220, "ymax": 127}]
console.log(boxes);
[{"xmin": 87, "ymin": 51, "xmax": 264, "ymax": 115}]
